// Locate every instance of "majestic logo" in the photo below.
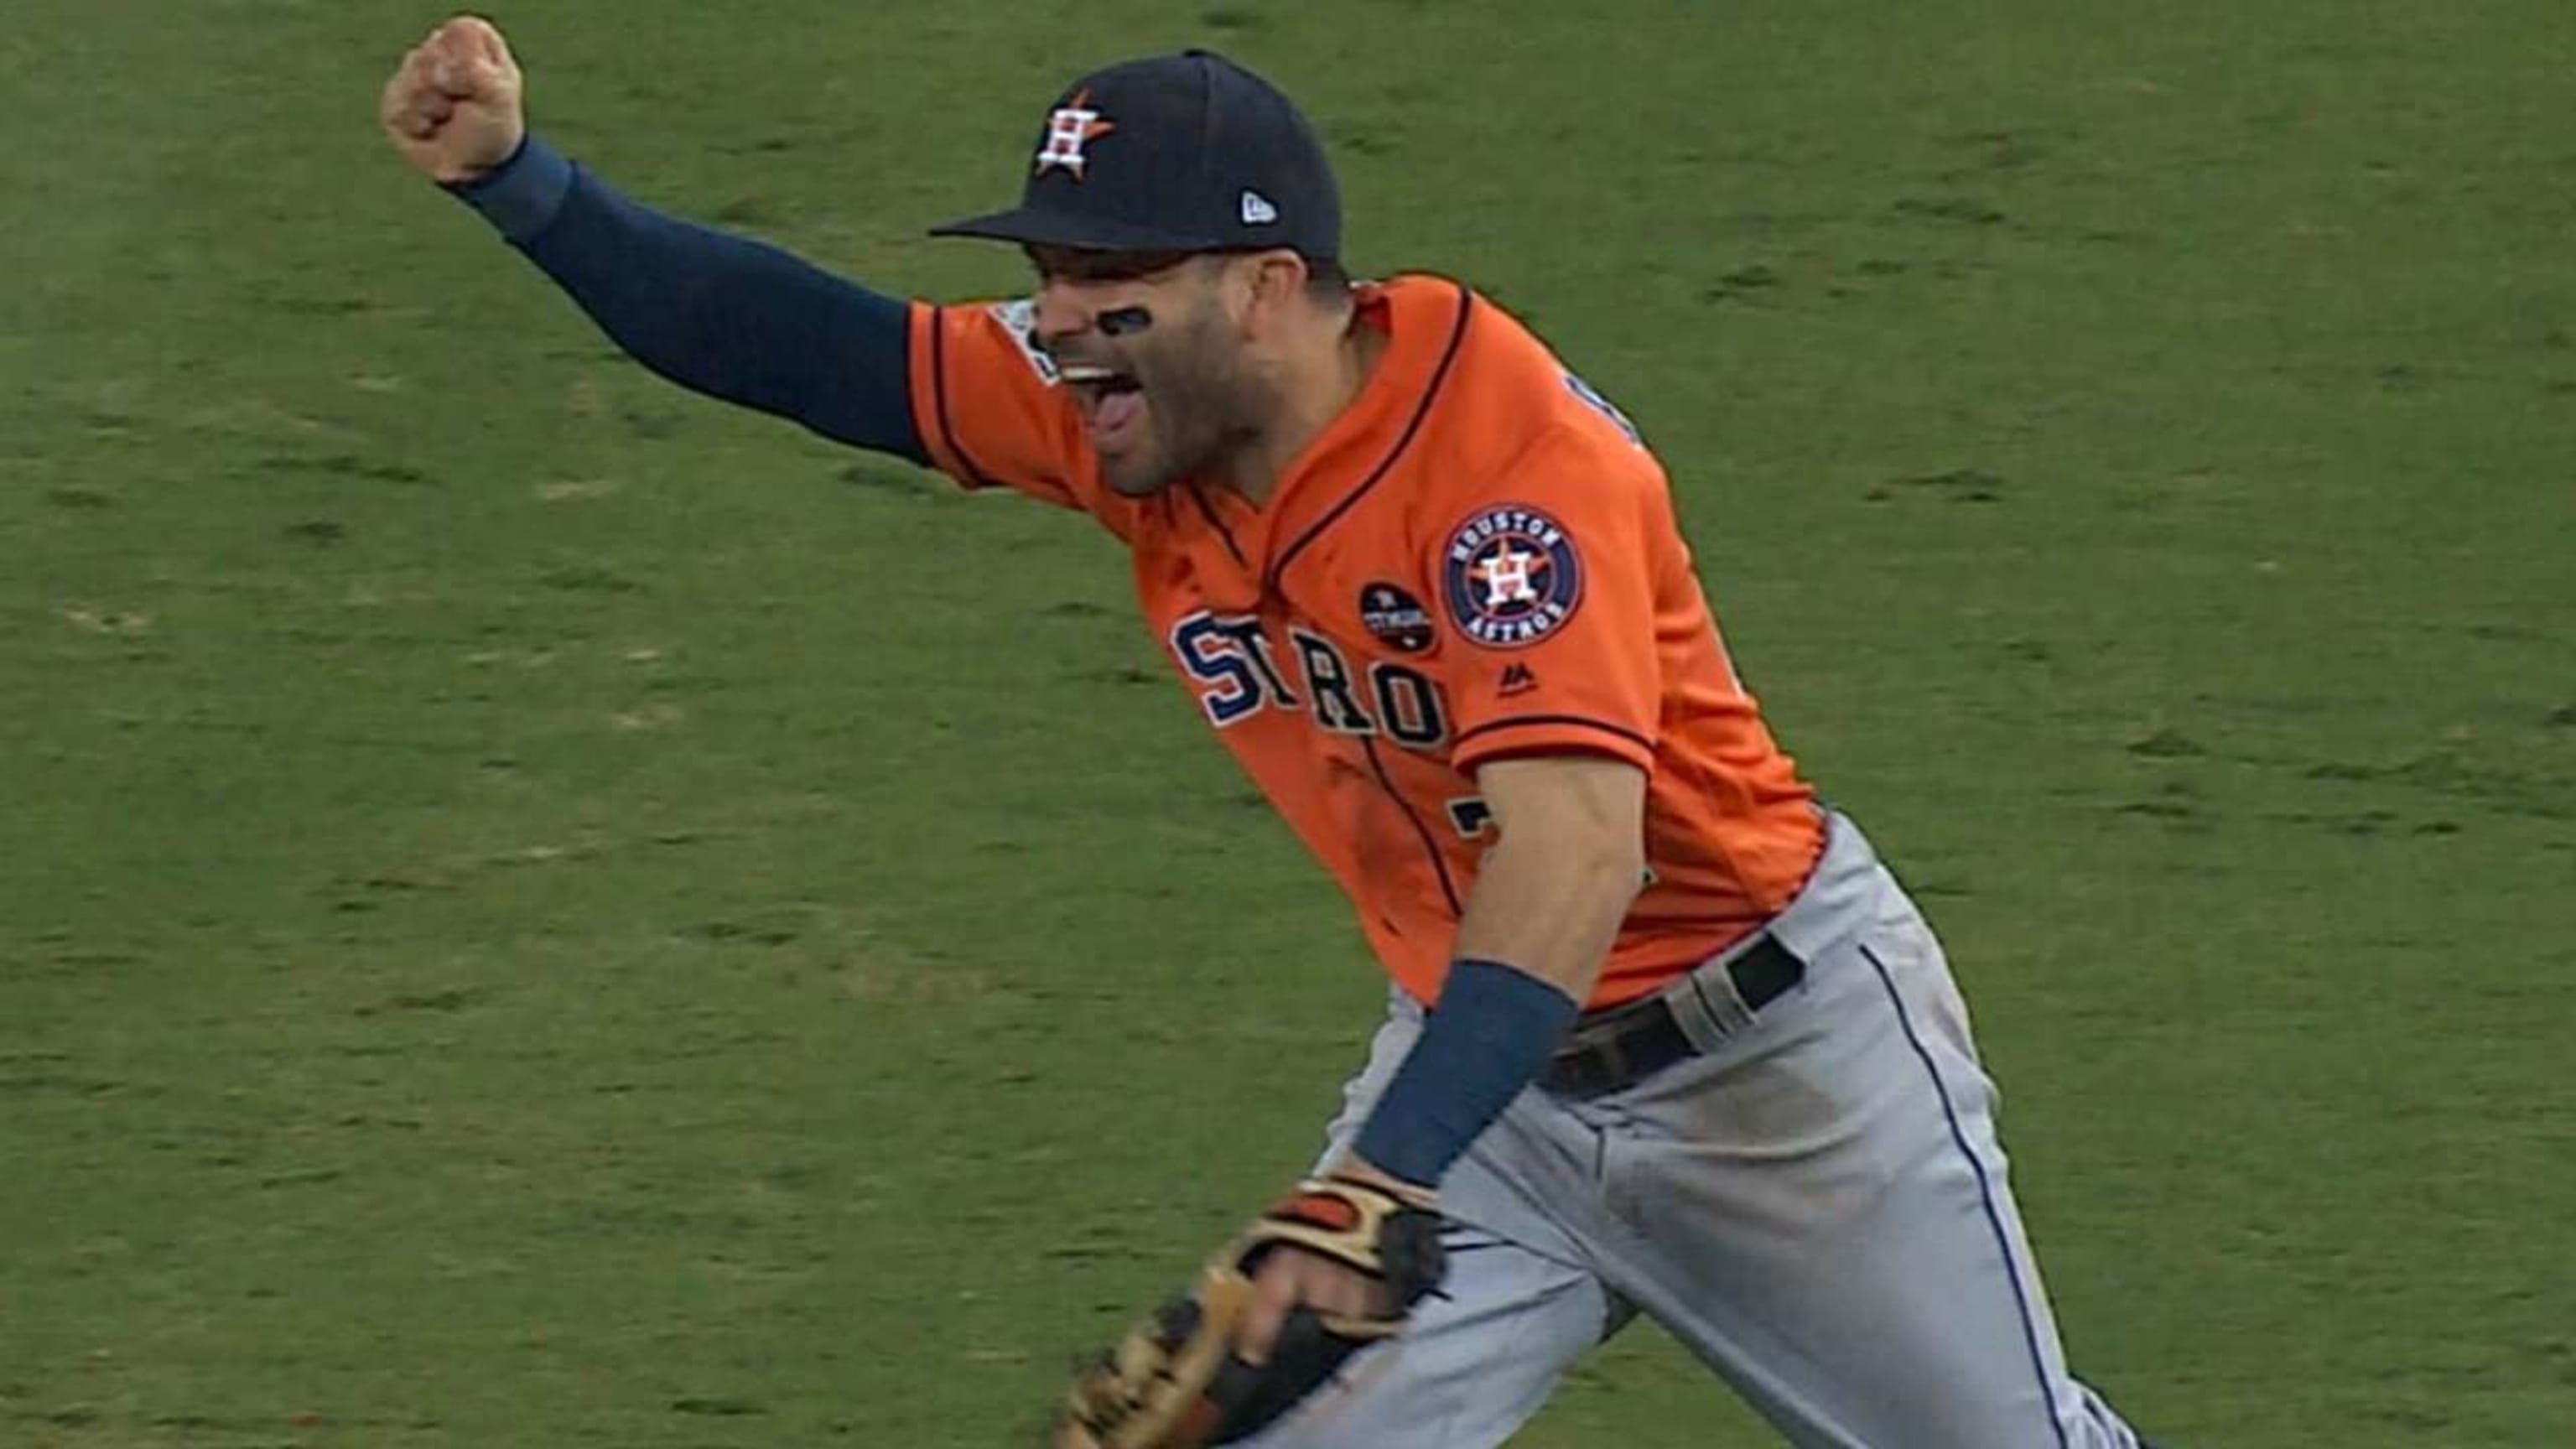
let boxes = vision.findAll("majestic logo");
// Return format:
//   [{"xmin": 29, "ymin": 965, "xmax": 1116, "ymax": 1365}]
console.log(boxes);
[
  {"xmin": 1357, "ymin": 582, "xmax": 1434, "ymax": 654},
  {"xmin": 1442, "ymin": 505, "xmax": 1582, "ymax": 649},
  {"xmin": 1034, "ymin": 89, "xmax": 1115, "ymax": 178}
]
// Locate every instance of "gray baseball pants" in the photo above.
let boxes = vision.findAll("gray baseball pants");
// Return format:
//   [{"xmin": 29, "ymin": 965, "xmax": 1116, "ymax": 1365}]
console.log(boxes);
[{"xmin": 1247, "ymin": 811, "xmax": 2145, "ymax": 1448}]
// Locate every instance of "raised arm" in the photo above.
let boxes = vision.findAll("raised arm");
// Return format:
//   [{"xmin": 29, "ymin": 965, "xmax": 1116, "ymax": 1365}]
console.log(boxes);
[{"xmin": 379, "ymin": 16, "xmax": 922, "ymax": 461}]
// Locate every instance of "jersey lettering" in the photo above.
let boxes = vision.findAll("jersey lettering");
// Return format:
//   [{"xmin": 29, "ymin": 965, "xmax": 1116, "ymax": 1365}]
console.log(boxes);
[
  {"xmin": 1371, "ymin": 662, "xmax": 1448, "ymax": 749},
  {"xmin": 1172, "ymin": 613, "xmax": 1449, "ymax": 746},
  {"xmin": 1292, "ymin": 628, "xmax": 1374, "ymax": 735},
  {"xmin": 1171, "ymin": 613, "xmax": 1295, "ymax": 727},
  {"xmin": 1214, "ymin": 617, "xmax": 1300, "ymax": 707}
]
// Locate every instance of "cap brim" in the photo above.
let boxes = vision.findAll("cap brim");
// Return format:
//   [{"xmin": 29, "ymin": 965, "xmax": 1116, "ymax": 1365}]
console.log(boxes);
[{"xmin": 927, "ymin": 205, "xmax": 1228, "ymax": 253}]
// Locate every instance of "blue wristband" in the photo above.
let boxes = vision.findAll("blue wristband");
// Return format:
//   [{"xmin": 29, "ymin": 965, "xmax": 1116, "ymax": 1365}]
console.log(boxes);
[
  {"xmin": 1352, "ymin": 960, "xmax": 1582, "ymax": 1187},
  {"xmin": 447, "ymin": 132, "xmax": 574, "ymax": 242}
]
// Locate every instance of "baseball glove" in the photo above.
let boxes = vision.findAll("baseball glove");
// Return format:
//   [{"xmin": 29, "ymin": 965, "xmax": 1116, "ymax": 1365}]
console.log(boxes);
[{"xmin": 1053, "ymin": 1174, "xmax": 1446, "ymax": 1449}]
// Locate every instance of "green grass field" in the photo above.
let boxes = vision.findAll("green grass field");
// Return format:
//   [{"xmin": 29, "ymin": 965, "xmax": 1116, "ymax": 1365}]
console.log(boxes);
[{"xmin": 6, "ymin": 3, "xmax": 2573, "ymax": 1445}]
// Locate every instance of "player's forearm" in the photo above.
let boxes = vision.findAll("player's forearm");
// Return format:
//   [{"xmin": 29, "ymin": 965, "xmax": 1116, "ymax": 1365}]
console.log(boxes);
[
  {"xmin": 1345, "ymin": 757, "xmax": 1647, "ymax": 1189},
  {"xmin": 449, "ymin": 136, "xmax": 924, "ymax": 461},
  {"xmin": 1346, "ymin": 828, "xmax": 1640, "ymax": 1189},
  {"xmin": 1451, "ymin": 828, "xmax": 1642, "ymax": 1006}
]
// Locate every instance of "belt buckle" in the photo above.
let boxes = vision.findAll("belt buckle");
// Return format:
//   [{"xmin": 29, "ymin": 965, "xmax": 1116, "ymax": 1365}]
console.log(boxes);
[
  {"xmin": 1544, "ymin": 937, "xmax": 1805, "ymax": 1098},
  {"xmin": 1587, "ymin": 1033, "xmax": 1631, "ymax": 1090},
  {"xmin": 1546, "ymin": 992, "xmax": 1679, "ymax": 1097},
  {"xmin": 1545, "ymin": 1012, "xmax": 1633, "ymax": 1097}
]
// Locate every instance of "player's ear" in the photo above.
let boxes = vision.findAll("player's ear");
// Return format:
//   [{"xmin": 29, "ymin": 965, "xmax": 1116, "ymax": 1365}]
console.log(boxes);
[{"xmin": 1234, "ymin": 251, "xmax": 1311, "ymax": 334}]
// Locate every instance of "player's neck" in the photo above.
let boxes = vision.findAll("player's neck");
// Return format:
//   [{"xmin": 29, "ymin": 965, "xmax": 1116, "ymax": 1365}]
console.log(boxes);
[{"xmin": 1219, "ymin": 314, "xmax": 1384, "ymax": 507}]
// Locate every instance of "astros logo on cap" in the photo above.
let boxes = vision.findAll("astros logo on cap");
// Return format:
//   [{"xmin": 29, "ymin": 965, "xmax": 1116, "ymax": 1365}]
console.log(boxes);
[
  {"xmin": 1034, "ymin": 89, "xmax": 1116, "ymax": 178},
  {"xmin": 1443, "ymin": 505, "xmax": 1584, "ymax": 649}
]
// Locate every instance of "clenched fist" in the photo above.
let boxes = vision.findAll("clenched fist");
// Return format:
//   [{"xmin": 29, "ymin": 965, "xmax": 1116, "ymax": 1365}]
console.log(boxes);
[{"xmin": 380, "ymin": 15, "xmax": 526, "ymax": 184}]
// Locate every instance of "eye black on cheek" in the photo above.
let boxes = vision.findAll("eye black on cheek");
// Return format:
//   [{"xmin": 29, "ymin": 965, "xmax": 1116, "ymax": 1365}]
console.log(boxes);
[{"xmin": 1097, "ymin": 306, "xmax": 1155, "ymax": 337}]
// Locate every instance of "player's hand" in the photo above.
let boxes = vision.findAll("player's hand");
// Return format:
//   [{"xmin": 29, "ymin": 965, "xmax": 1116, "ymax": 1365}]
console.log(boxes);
[
  {"xmin": 1057, "ymin": 1172, "xmax": 1444, "ymax": 1447},
  {"xmin": 379, "ymin": 15, "xmax": 526, "ymax": 184},
  {"xmin": 1237, "ymin": 1244, "xmax": 1388, "ymax": 1366},
  {"xmin": 1234, "ymin": 1160, "xmax": 1429, "ymax": 1366}
]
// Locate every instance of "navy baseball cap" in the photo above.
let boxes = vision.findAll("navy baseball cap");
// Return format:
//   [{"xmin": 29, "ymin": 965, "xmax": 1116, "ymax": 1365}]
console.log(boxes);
[{"xmin": 931, "ymin": 50, "xmax": 1341, "ymax": 262}]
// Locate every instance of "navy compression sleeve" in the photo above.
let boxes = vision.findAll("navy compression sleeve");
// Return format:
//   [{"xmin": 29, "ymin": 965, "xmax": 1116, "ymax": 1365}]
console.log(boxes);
[
  {"xmin": 1353, "ymin": 959, "xmax": 1581, "ymax": 1187},
  {"xmin": 449, "ymin": 136, "xmax": 925, "ymax": 463}
]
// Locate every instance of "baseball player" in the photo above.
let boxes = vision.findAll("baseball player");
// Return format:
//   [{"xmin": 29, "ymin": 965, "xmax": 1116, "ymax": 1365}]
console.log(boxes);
[{"xmin": 382, "ymin": 18, "xmax": 2157, "ymax": 1448}]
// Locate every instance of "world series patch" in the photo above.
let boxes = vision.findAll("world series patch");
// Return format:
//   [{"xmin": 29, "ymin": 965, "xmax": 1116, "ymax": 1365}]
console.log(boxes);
[
  {"xmin": 1442, "ymin": 504, "xmax": 1582, "ymax": 649},
  {"xmin": 1357, "ymin": 581, "xmax": 1435, "ymax": 654},
  {"xmin": 985, "ymin": 299, "xmax": 1061, "ymax": 385}
]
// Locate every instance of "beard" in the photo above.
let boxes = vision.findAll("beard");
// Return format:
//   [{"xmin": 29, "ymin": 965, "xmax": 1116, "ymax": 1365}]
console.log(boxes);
[{"xmin": 1097, "ymin": 309, "xmax": 1270, "ymax": 498}]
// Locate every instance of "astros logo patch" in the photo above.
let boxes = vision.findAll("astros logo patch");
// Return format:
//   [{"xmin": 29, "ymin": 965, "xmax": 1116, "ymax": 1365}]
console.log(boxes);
[
  {"xmin": 1442, "ymin": 505, "xmax": 1582, "ymax": 649},
  {"xmin": 1034, "ymin": 88, "xmax": 1115, "ymax": 178}
]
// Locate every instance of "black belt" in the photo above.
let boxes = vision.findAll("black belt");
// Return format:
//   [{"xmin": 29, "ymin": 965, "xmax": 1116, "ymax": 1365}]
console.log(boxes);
[{"xmin": 1541, "ymin": 936, "xmax": 1805, "ymax": 1098}]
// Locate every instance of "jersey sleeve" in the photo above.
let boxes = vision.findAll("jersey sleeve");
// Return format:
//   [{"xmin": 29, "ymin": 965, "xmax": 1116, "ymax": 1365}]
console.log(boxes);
[
  {"xmin": 905, "ymin": 299, "xmax": 1093, "ymax": 512},
  {"xmin": 1438, "ymin": 424, "xmax": 1666, "ymax": 777}
]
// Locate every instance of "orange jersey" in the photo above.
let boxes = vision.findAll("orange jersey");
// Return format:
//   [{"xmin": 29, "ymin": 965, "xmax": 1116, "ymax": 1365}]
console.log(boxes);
[{"xmin": 906, "ymin": 277, "xmax": 1823, "ymax": 1009}]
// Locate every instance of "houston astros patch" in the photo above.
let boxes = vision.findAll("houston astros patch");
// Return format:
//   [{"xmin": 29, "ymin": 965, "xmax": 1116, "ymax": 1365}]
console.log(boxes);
[{"xmin": 1442, "ymin": 505, "xmax": 1582, "ymax": 649}]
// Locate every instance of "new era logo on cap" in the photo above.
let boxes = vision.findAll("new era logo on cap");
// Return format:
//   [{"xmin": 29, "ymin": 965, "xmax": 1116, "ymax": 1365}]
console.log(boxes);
[{"xmin": 1239, "ymin": 190, "xmax": 1280, "ymax": 225}]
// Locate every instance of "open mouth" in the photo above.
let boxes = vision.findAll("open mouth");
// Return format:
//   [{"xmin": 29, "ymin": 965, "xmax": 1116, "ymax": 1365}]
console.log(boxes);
[{"xmin": 1062, "ymin": 363, "xmax": 1146, "ymax": 447}]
